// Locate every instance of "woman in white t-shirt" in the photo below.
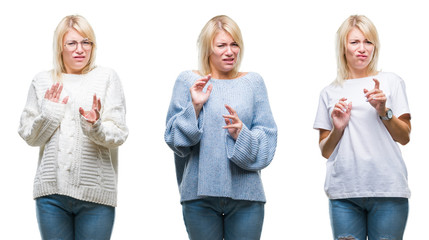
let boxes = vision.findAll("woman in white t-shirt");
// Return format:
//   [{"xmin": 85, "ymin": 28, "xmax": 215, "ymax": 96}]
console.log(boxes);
[{"xmin": 314, "ymin": 15, "xmax": 411, "ymax": 240}]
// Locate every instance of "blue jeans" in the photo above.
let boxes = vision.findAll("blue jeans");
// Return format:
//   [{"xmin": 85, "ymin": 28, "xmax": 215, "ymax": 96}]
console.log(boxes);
[
  {"xmin": 36, "ymin": 194, "xmax": 115, "ymax": 240},
  {"xmin": 182, "ymin": 197, "xmax": 264, "ymax": 240},
  {"xmin": 329, "ymin": 197, "xmax": 408, "ymax": 240}
]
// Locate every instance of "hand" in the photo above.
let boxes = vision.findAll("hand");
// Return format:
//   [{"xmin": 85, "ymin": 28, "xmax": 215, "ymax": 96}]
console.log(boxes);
[
  {"xmin": 44, "ymin": 83, "xmax": 69, "ymax": 104},
  {"xmin": 364, "ymin": 78, "xmax": 387, "ymax": 116},
  {"xmin": 190, "ymin": 74, "xmax": 213, "ymax": 117},
  {"xmin": 79, "ymin": 94, "xmax": 101, "ymax": 124},
  {"xmin": 331, "ymin": 97, "xmax": 352, "ymax": 131},
  {"xmin": 222, "ymin": 104, "xmax": 243, "ymax": 140}
]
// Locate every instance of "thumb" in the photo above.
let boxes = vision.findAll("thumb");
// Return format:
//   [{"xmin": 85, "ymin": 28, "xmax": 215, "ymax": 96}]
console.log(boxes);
[
  {"xmin": 62, "ymin": 96, "xmax": 69, "ymax": 104},
  {"xmin": 347, "ymin": 102, "xmax": 353, "ymax": 113}
]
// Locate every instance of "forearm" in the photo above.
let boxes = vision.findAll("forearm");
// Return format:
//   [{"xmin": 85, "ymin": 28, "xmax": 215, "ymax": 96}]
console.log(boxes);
[
  {"xmin": 319, "ymin": 128, "xmax": 344, "ymax": 159},
  {"xmin": 381, "ymin": 115, "xmax": 411, "ymax": 145}
]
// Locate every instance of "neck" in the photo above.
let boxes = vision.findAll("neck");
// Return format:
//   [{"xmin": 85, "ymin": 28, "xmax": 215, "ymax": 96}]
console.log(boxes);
[
  {"xmin": 211, "ymin": 70, "xmax": 237, "ymax": 80},
  {"xmin": 348, "ymin": 67, "xmax": 370, "ymax": 79}
]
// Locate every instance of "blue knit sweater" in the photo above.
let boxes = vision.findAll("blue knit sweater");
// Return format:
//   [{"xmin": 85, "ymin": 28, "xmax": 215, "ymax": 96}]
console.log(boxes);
[{"xmin": 165, "ymin": 71, "xmax": 277, "ymax": 203}]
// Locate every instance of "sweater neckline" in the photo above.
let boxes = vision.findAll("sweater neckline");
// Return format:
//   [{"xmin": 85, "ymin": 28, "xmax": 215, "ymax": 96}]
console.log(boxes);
[{"xmin": 190, "ymin": 70, "xmax": 249, "ymax": 81}]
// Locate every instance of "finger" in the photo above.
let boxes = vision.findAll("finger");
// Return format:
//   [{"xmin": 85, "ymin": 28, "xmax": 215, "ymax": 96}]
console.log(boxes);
[
  {"xmin": 94, "ymin": 109, "xmax": 100, "ymax": 121},
  {"xmin": 370, "ymin": 93, "xmax": 387, "ymax": 101},
  {"xmin": 223, "ymin": 123, "xmax": 241, "ymax": 129},
  {"xmin": 62, "ymin": 96, "xmax": 69, "ymax": 104},
  {"xmin": 195, "ymin": 75, "xmax": 211, "ymax": 85},
  {"xmin": 223, "ymin": 115, "xmax": 240, "ymax": 124},
  {"xmin": 373, "ymin": 78, "xmax": 380, "ymax": 89},
  {"xmin": 224, "ymin": 118, "xmax": 230, "ymax": 126},
  {"xmin": 224, "ymin": 104, "xmax": 236, "ymax": 115},
  {"xmin": 54, "ymin": 84, "xmax": 63, "ymax": 101},
  {"xmin": 97, "ymin": 98, "xmax": 101, "ymax": 111},
  {"xmin": 335, "ymin": 102, "xmax": 348, "ymax": 112},
  {"xmin": 79, "ymin": 107, "xmax": 85, "ymax": 116},
  {"xmin": 44, "ymin": 89, "xmax": 49, "ymax": 99},
  {"xmin": 364, "ymin": 89, "xmax": 382, "ymax": 97},
  {"xmin": 92, "ymin": 94, "xmax": 97, "ymax": 109},
  {"xmin": 363, "ymin": 88, "xmax": 368, "ymax": 94},
  {"xmin": 206, "ymin": 84, "xmax": 213, "ymax": 95},
  {"xmin": 347, "ymin": 102, "xmax": 352, "ymax": 113},
  {"xmin": 204, "ymin": 74, "xmax": 211, "ymax": 82},
  {"xmin": 333, "ymin": 106, "xmax": 347, "ymax": 114},
  {"xmin": 47, "ymin": 84, "xmax": 56, "ymax": 99}
]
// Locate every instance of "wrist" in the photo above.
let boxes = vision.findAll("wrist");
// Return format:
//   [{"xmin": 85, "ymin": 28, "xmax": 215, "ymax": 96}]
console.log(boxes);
[
  {"xmin": 379, "ymin": 108, "xmax": 393, "ymax": 121},
  {"xmin": 378, "ymin": 107, "xmax": 388, "ymax": 117}
]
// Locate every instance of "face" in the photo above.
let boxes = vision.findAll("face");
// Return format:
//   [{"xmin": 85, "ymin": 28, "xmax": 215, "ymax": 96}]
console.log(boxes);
[
  {"xmin": 209, "ymin": 30, "xmax": 240, "ymax": 78},
  {"xmin": 345, "ymin": 27, "xmax": 374, "ymax": 73},
  {"xmin": 62, "ymin": 28, "xmax": 92, "ymax": 74}
]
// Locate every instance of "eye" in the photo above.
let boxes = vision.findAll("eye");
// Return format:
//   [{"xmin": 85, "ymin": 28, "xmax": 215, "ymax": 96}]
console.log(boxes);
[
  {"xmin": 66, "ymin": 41, "xmax": 77, "ymax": 46},
  {"xmin": 365, "ymin": 40, "xmax": 373, "ymax": 44},
  {"xmin": 82, "ymin": 41, "xmax": 92, "ymax": 46}
]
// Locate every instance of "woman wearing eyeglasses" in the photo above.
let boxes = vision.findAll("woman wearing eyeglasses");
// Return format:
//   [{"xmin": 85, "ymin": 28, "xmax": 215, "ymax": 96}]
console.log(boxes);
[{"xmin": 18, "ymin": 15, "xmax": 128, "ymax": 239}]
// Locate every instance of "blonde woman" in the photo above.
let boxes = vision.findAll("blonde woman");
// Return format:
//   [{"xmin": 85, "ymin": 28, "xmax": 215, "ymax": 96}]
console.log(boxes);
[
  {"xmin": 165, "ymin": 15, "xmax": 277, "ymax": 240},
  {"xmin": 314, "ymin": 15, "xmax": 410, "ymax": 240},
  {"xmin": 18, "ymin": 15, "xmax": 128, "ymax": 239}
]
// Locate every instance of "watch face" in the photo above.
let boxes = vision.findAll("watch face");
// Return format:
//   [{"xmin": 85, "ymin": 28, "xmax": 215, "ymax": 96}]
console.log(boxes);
[{"xmin": 387, "ymin": 109, "xmax": 393, "ymax": 119}]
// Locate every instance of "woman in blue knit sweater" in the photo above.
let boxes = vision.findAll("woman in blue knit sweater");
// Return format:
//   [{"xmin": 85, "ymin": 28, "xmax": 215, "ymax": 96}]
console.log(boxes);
[{"xmin": 165, "ymin": 15, "xmax": 277, "ymax": 240}]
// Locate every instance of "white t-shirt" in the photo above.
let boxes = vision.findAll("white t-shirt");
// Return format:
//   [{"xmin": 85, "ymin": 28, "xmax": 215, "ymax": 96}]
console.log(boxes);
[{"xmin": 313, "ymin": 72, "xmax": 411, "ymax": 199}]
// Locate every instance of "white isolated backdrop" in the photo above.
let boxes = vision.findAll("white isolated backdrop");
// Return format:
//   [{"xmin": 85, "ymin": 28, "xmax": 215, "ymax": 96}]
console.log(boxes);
[{"xmin": 1, "ymin": 0, "xmax": 427, "ymax": 239}]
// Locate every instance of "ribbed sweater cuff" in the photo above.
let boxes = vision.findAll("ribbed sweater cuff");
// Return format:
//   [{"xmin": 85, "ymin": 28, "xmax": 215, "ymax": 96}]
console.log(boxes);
[
  {"xmin": 226, "ymin": 124, "xmax": 253, "ymax": 166},
  {"xmin": 180, "ymin": 103, "xmax": 205, "ymax": 140},
  {"xmin": 41, "ymin": 99, "xmax": 66, "ymax": 125}
]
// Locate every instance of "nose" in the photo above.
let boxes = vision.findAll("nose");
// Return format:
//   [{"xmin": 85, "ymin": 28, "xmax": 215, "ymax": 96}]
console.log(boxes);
[
  {"xmin": 225, "ymin": 46, "xmax": 233, "ymax": 56},
  {"xmin": 358, "ymin": 43, "xmax": 366, "ymax": 53},
  {"xmin": 75, "ymin": 42, "xmax": 84, "ymax": 53}
]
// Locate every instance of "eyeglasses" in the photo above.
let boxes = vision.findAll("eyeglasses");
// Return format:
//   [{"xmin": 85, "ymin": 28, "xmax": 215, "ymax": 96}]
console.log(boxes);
[{"xmin": 64, "ymin": 39, "xmax": 93, "ymax": 51}]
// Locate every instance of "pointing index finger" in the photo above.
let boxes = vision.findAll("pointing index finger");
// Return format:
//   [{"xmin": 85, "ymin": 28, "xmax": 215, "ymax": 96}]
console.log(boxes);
[{"xmin": 373, "ymin": 78, "xmax": 380, "ymax": 90}]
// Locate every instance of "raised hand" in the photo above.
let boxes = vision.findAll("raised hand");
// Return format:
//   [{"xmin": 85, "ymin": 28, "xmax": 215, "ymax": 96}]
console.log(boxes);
[
  {"xmin": 222, "ymin": 104, "xmax": 243, "ymax": 140},
  {"xmin": 79, "ymin": 94, "xmax": 101, "ymax": 124},
  {"xmin": 332, "ymin": 97, "xmax": 352, "ymax": 131},
  {"xmin": 44, "ymin": 83, "xmax": 69, "ymax": 104},
  {"xmin": 363, "ymin": 78, "xmax": 387, "ymax": 116},
  {"xmin": 190, "ymin": 74, "xmax": 213, "ymax": 118}
]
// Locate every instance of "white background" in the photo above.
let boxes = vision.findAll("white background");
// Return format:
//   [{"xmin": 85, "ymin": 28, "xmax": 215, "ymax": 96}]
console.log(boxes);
[{"xmin": 1, "ymin": 0, "xmax": 428, "ymax": 239}]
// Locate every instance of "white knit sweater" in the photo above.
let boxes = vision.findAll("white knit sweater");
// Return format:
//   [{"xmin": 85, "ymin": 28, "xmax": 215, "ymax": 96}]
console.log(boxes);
[{"xmin": 18, "ymin": 66, "xmax": 128, "ymax": 207}]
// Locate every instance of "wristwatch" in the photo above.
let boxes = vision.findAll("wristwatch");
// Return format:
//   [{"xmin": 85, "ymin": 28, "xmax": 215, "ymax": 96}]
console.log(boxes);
[{"xmin": 380, "ymin": 108, "xmax": 393, "ymax": 121}]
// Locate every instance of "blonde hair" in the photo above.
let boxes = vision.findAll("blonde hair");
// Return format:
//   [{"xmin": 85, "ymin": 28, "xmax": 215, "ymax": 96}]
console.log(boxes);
[
  {"xmin": 335, "ymin": 15, "xmax": 379, "ymax": 85},
  {"xmin": 197, "ymin": 15, "xmax": 244, "ymax": 77},
  {"xmin": 52, "ymin": 15, "xmax": 97, "ymax": 81}
]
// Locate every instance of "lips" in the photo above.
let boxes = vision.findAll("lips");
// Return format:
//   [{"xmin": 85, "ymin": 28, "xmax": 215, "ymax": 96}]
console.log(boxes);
[
  {"xmin": 73, "ymin": 56, "xmax": 86, "ymax": 61},
  {"xmin": 223, "ymin": 58, "xmax": 235, "ymax": 64},
  {"xmin": 357, "ymin": 54, "xmax": 367, "ymax": 59}
]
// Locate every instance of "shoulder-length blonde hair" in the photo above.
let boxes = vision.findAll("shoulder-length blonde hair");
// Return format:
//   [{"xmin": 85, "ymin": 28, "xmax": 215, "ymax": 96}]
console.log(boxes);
[
  {"xmin": 335, "ymin": 15, "xmax": 380, "ymax": 85},
  {"xmin": 52, "ymin": 15, "xmax": 97, "ymax": 82},
  {"xmin": 197, "ymin": 15, "xmax": 244, "ymax": 77}
]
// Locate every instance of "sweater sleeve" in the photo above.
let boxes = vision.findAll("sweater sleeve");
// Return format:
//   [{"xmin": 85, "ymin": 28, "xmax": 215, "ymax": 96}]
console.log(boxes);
[
  {"xmin": 18, "ymin": 80, "xmax": 66, "ymax": 147},
  {"xmin": 226, "ymin": 74, "xmax": 277, "ymax": 171},
  {"xmin": 80, "ymin": 70, "xmax": 128, "ymax": 148},
  {"xmin": 164, "ymin": 72, "xmax": 204, "ymax": 158}
]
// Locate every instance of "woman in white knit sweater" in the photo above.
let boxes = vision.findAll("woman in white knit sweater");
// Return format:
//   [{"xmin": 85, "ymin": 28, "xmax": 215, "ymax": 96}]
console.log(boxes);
[{"xmin": 18, "ymin": 15, "xmax": 128, "ymax": 240}]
